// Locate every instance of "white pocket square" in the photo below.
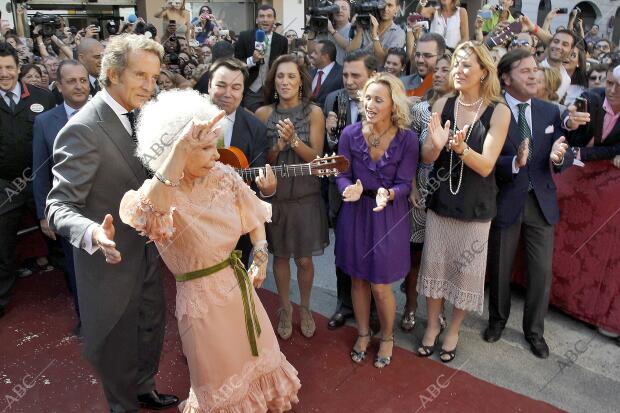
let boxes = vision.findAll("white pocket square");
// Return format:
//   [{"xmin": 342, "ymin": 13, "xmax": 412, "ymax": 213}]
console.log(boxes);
[{"xmin": 545, "ymin": 125, "xmax": 554, "ymax": 134}]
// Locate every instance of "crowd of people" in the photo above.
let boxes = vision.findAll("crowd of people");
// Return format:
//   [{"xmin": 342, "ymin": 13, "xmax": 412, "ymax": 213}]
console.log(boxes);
[{"xmin": 1, "ymin": 0, "xmax": 619, "ymax": 412}]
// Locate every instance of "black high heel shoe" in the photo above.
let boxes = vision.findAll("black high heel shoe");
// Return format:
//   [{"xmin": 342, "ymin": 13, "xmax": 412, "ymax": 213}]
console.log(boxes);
[
  {"xmin": 439, "ymin": 334, "xmax": 459, "ymax": 363},
  {"xmin": 417, "ymin": 328, "xmax": 442, "ymax": 357},
  {"xmin": 350, "ymin": 333, "xmax": 371, "ymax": 363},
  {"xmin": 374, "ymin": 335, "xmax": 394, "ymax": 368}
]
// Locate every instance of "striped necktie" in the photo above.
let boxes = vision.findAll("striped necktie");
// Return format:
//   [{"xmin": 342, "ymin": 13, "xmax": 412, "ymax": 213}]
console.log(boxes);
[
  {"xmin": 5, "ymin": 91, "xmax": 16, "ymax": 112},
  {"xmin": 517, "ymin": 103, "xmax": 533, "ymax": 190}
]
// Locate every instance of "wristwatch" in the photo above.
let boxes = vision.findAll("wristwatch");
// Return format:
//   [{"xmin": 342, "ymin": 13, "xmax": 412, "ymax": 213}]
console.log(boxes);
[{"xmin": 458, "ymin": 145, "xmax": 471, "ymax": 159}]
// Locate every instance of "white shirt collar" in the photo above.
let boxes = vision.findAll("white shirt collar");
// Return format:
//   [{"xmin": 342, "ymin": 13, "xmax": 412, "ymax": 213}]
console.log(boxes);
[
  {"xmin": 0, "ymin": 83, "xmax": 21, "ymax": 100},
  {"xmin": 226, "ymin": 110, "xmax": 236, "ymax": 123},
  {"xmin": 317, "ymin": 61, "xmax": 336, "ymax": 78},
  {"xmin": 100, "ymin": 87, "xmax": 133, "ymax": 134},
  {"xmin": 504, "ymin": 91, "xmax": 531, "ymax": 109},
  {"xmin": 63, "ymin": 102, "xmax": 81, "ymax": 119}
]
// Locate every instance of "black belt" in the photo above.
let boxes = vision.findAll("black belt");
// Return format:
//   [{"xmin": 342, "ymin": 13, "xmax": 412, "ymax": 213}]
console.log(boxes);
[{"xmin": 362, "ymin": 190, "xmax": 377, "ymax": 198}]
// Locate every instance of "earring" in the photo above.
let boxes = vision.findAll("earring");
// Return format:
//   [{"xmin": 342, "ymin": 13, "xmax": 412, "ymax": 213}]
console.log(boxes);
[
  {"xmin": 391, "ymin": 112, "xmax": 398, "ymax": 124},
  {"xmin": 299, "ymin": 87, "xmax": 303, "ymax": 98},
  {"xmin": 274, "ymin": 90, "xmax": 279, "ymax": 100},
  {"xmin": 480, "ymin": 76, "xmax": 485, "ymax": 82}
]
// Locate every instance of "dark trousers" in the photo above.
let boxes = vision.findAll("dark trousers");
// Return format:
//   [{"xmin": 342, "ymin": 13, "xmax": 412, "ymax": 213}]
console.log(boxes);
[
  {"xmin": 235, "ymin": 233, "xmax": 253, "ymax": 270},
  {"xmin": 0, "ymin": 207, "xmax": 23, "ymax": 309},
  {"xmin": 60, "ymin": 237, "xmax": 79, "ymax": 317},
  {"xmin": 487, "ymin": 192, "xmax": 555, "ymax": 339},
  {"xmin": 86, "ymin": 251, "xmax": 165, "ymax": 413}
]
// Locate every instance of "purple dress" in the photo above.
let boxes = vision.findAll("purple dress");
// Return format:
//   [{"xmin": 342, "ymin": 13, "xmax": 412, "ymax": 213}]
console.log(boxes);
[{"xmin": 335, "ymin": 123, "xmax": 418, "ymax": 284}]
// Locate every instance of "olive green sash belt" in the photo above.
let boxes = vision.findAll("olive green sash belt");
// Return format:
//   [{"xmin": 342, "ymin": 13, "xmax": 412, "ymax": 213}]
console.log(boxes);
[{"xmin": 174, "ymin": 250, "xmax": 262, "ymax": 356}]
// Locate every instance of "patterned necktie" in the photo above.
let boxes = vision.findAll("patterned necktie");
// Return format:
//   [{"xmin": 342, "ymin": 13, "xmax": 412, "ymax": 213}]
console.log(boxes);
[
  {"xmin": 5, "ymin": 91, "xmax": 16, "ymax": 112},
  {"xmin": 124, "ymin": 112, "xmax": 137, "ymax": 143},
  {"xmin": 517, "ymin": 103, "xmax": 533, "ymax": 190},
  {"xmin": 312, "ymin": 70, "xmax": 323, "ymax": 97}
]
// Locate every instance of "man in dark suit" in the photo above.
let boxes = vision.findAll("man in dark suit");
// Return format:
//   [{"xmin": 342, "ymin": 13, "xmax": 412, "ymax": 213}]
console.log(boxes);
[
  {"xmin": 484, "ymin": 49, "xmax": 574, "ymax": 358},
  {"xmin": 234, "ymin": 4, "xmax": 288, "ymax": 112},
  {"xmin": 46, "ymin": 34, "xmax": 178, "ymax": 412},
  {"xmin": 208, "ymin": 57, "xmax": 276, "ymax": 268},
  {"xmin": 33, "ymin": 60, "xmax": 90, "ymax": 327},
  {"xmin": 309, "ymin": 40, "xmax": 343, "ymax": 108},
  {"xmin": 323, "ymin": 50, "xmax": 377, "ymax": 329},
  {"xmin": 0, "ymin": 42, "xmax": 55, "ymax": 319},
  {"xmin": 52, "ymin": 38, "xmax": 103, "ymax": 104},
  {"xmin": 565, "ymin": 64, "xmax": 620, "ymax": 163}
]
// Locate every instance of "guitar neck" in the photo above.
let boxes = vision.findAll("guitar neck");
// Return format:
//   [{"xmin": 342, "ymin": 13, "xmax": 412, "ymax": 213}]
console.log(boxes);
[{"xmin": 236, "ymin": 164, "xmax": 314, "ymax": 180}]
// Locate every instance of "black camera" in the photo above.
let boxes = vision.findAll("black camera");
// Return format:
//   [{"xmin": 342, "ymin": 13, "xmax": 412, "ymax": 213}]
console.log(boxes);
[
  {"xmin": 351, "ymin": 0, "xmax": 386, "ymax": 31},
  {"xmin": 105, "ymin": 19, "xmax": 121, "ymax": 36},
  {"xmin": 166, "ymin": 53, "xmax": 179, "ymax": 65},
  {"xmin": 31, "ymin": 13, "xmax": 62, "ymax": 37},
  {"xmin": 306, "ymin": 1, "xmax": 340, "ymax": 34}
]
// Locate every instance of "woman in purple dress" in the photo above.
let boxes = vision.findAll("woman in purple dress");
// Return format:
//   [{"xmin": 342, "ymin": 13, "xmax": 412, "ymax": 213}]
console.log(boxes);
[{"xmin": 335, "ymin": 73, "xmax": 418, "ymax": 368}]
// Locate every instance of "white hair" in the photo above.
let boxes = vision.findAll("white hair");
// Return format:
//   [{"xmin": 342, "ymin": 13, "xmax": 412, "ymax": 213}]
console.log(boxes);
[{"xmin": 135, "ymin": 89, "xmax": 225, "ymax": 171}]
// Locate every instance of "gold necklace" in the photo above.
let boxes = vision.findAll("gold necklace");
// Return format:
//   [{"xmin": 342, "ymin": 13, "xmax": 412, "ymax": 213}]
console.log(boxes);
[{"xmin": 367, "ymin": 125, "xmax": 392, "ymax": 148}]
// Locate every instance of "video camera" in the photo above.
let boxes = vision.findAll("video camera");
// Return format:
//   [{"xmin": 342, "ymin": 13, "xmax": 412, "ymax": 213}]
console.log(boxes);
[
  {"xmin": 306, "ymin": 0, "xmax": 340, "ymax": 34},
  {"xmin": 351, "ymin": 0, "xmax": 386, "ymax": 31},
  {"xmin": 31, "ymin": 13, "xmax": 62, "ymax": 37}
]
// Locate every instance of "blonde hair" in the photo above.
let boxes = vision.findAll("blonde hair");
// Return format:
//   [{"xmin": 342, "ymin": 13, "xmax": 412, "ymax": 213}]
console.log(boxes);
[
  {"xmin": 539, "ymin": 66, "xmax": 561, "ymax": 102},
  {"xmin": 360, "ymin": 72, "xmax": 412, "ymax": 130},
  {"xmin": 99, "ymin": 34, "xmax": 164, "ymax": 87},
  {"xmin": 449, "ymin": 41, "xmax": 501, "ymax": 105}
]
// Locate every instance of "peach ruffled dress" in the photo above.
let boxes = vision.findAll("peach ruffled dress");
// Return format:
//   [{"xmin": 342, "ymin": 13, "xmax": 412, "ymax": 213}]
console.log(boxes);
[{"xmin": 119, "ymin": 163, "xmax": 301, "ymax": 413}]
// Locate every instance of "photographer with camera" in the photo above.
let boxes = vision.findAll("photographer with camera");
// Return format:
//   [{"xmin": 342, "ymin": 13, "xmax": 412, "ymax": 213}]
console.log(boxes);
[
  {"xmin": 234, "ymin": 5, "xmax": 288, "ymax": 112},
  {"xmin": 480, "ymin": 0, "xmax": 515, "ymax": 35},
  {"xmin": 310, "ymin": 0, "xmax": 352, "ymax": 65},
  {"xmin": 417, "ymin": 0, "xmax": 468, "ymax": 51},
  {"xmin": 348, "ymin": 0, "xmax": 405, "ymax": 65}
]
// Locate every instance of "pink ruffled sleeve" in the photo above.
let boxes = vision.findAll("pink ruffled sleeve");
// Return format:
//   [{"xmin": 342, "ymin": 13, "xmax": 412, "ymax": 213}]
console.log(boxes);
[
  {"xmin": 119, "ymin": 186, "xmax": 175, "ymax": 242},
  {"xmin": 232, "ymin": 174, "xmax": 272, "ymax": 235}
]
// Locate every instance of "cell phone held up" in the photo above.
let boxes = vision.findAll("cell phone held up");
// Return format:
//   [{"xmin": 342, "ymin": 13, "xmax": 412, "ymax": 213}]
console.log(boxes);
[{"xmin": 574, "ymin": 97, "xmax": 588, "ymax": 113}]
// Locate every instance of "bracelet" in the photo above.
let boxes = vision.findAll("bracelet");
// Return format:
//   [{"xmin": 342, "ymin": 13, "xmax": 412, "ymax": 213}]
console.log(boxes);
[
  {"xmin": 372, "ymin": 36, "xmax": 380, "ymax": 42},
  {"xmin": 290, "ymin": 134, "xmax": 301, "ymax": 148},
  {"xmin": 154, "ymin": 171, "xmax": 184, "ymax": 187},
  {"xmin": 458, "ymin": 145, "xmax": 471, "ymax": 159}
]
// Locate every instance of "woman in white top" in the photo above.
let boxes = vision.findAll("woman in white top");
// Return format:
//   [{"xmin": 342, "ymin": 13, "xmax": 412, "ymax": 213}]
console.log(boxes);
[{"xmin": 417, "ymin": 0, "xmax": 468, "ymax": 50}]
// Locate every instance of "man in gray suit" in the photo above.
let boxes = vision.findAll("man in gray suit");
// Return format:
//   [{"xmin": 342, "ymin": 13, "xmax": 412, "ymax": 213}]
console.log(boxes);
[{"xmin": 46, "ymin": 34, "xmax": 178, "ymax": 413}]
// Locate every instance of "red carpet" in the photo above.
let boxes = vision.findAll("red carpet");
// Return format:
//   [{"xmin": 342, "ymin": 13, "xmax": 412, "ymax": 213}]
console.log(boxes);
[{"xmin": 0, "ymin": 270, "xmax": 565, "ymax": 413}]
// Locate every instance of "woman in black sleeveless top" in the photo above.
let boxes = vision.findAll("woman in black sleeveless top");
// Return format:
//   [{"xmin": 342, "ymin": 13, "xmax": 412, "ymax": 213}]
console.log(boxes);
[{"xmin": 416, "ymin": 42, "xmax": 511, "ymax": 363}]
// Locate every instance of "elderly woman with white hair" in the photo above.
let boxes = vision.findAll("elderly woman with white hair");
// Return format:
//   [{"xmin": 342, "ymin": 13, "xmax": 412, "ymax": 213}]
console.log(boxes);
[{"xmin": 119, "ymin": 89, "xmax": 300, "ymax": 412}]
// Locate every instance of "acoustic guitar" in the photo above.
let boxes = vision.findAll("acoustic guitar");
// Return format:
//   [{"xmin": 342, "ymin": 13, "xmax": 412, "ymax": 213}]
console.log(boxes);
[
  {"xmin": 484, "ymin": 21, "xmax": 523, "ymax": 49},
  {"xmin": 217, "ymin": 147, "xmax": 350, "ymax": 181}
]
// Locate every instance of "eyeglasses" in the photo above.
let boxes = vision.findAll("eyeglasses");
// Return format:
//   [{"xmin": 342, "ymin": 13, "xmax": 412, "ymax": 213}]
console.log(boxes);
[
  {"xmin": 511, "ymin": 39, "xmax": 530, "ymax": 47},
  {"xmin": 414, "ymin": 52, "xmax": 437, "ymax": 59},
  {"xmin": 535, "ymin": 50, "xmax": 545, "ymax": 56},
  {"xmin": 595, "ymin": 44, "xmax": 610, "ymax": 50}
]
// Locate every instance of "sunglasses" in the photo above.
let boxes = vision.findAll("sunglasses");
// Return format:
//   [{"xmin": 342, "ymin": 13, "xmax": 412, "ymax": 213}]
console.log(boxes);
[{"xmin": 511, "ymin": 39, "xmax": 530, "ymax": 47}]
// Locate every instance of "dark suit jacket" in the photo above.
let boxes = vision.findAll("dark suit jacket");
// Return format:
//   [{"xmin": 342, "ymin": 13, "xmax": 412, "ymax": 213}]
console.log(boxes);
[
  {"xmin": 494, "ymin": 98, "xmax": 574, "ymax": 229},
  {"xmin": 234, "ymin": 30, "xmax": 288, "ymax": 88},
  {"xmin": 230, "ymin": 107, "xmax": 269, "ymax": 168},
  {"xmin": 0, "ymin": 82, "xmax": 55, "ymax": 215},
  {"xmin": 310, "ymin": 63, "xmax": 343, "ymax": 108},
  {"xmin": 567, "ymin": 88, "xmax": 620, "ymax": 161},
  {"xmin": 33, "ymin": 104, "xmax": 69, "ymax": 220}
]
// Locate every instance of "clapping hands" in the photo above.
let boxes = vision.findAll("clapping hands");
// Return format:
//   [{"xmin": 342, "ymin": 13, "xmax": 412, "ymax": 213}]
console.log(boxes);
[{"xmin": 343, "ymin": 179, "xmax": 363, "ymax": 202}]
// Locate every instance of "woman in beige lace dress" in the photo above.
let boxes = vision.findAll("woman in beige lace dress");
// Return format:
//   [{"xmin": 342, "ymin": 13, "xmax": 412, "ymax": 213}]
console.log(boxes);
[{"xmin": 119, "ymin": 90, "xmax": 300, "ymax": 412}]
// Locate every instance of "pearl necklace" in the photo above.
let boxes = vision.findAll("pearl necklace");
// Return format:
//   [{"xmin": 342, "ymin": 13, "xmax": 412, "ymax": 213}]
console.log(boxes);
[
  {"xmin": 457, "ymin": 96, "xmax": 483, "ymax": 107},
  {"xmin": 449, "ymin": 97, "xmax": 484, "ymax": 195}
]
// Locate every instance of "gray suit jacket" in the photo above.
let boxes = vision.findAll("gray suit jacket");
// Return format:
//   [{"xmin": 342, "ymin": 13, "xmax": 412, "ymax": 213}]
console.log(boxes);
[{"xmin": 46, "ymin": 93, "xmax": 160, "ymax": 357}]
